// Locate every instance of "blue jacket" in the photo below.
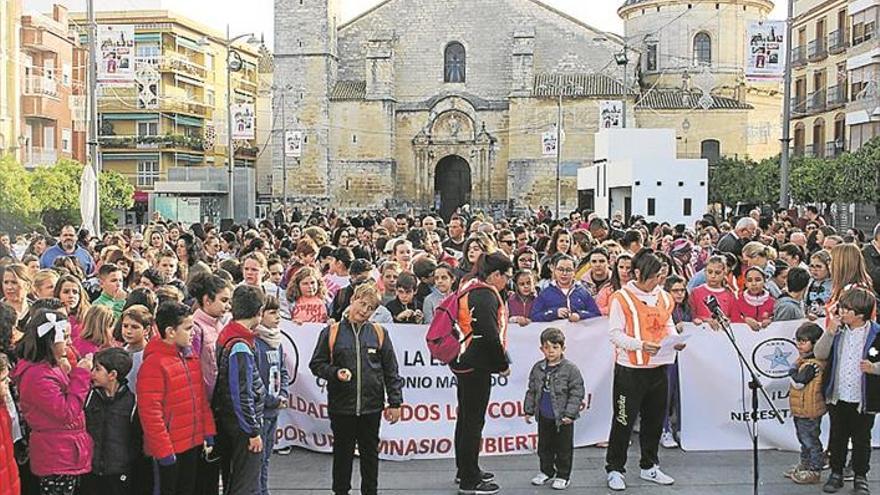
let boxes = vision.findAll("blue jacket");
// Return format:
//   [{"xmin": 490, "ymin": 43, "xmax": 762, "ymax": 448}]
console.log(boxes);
[
  {"xmin": 530, "ymin": 282, "xmax": 601, "ymax": 322},
  {"xmin": 816, "ymin": 321, "xmax": 880, "ymax": 414},
  {"xmin": 254, "ymin": 335, "xmax": 290, "ymax": 420},
  {"xmin": 39, "ymin": 244, "xmax": 96, "ymax": 275}
]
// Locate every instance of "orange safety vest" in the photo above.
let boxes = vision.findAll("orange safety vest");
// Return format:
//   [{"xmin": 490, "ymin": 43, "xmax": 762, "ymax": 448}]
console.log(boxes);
[
  {"xmin": 457, "ymin": 279, "xmax": 509, "ymax": 357},
  {"xmin": 612, "ymin": 287, "xmax": 674, "ymax": 366}
]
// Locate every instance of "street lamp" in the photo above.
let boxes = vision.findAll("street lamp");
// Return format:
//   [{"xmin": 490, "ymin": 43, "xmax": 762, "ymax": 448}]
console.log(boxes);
[
  {"xmin": 204, "ymin": 26, "xmax": 259, "ymax": 221},
  {"xmin": 614, "ymin": 49, "xmax": 629, "ymax": 128},
  {"xmin": 537, "ymin": 80, "xmax": 583, "ymax": 220}
]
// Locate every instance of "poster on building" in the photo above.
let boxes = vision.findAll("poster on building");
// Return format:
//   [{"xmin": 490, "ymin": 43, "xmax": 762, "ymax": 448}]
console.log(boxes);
[
  {"xmin": 599, "ymin": 100, "xmax": 623, "ymax": 129},
  {"xmin": 97, "ymin": 25, "xmax": 135, "ymax": 86},
  {"xmin": 231, "ymin": 103, "xmax": 256, "ymax": 140},
  {"xmin": 284, "ymin": 130, "xmax": 303, "ymax": 158},
  {"xmin": 746, "ymin": 21, "xmax": 786, "ymax": 82},
  {"xmin": 542, "ymin": 129, "xmax": 557, "ymax": 157}
]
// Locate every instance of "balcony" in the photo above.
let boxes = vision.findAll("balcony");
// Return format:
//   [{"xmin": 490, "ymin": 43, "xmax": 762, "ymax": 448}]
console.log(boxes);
[
  {"xmin": 791, "ymin": 96, "xmax": 807, "ymax": 116},
  {"xmin": 99, "ymin": 134, "xmax": 205, "ymax": 152},
  {"xmin": 807, "ymin": 89, "xmax": 826, "ymax": 113},
  {"xmin": 826, "ymin": 85, "xmax": 847, "ymax": 108},
  {"xmin": 233, "ymin": 76, "xmax": 258, "ymax": 95},
  {"xmin": 808, "ymin": 39, "xmax": 827, "ymax": 61},
  {"xmin": 791, "ymin": 46, "xmax": 807, "ymax": 68},
  {"xmin": 825, "ymin": 140, "xmax": 845, "ymax": 158},
  {"xmin": 828, "ymin": 30, "xmax": 848, "ymax": 54},
  {"xmin": 23, "ymin": 76, "xmax": 58, "ymax": 97},
  {"xmin": 21, "ymin": 27, "xmax": 53, "ymax": 52},
  {"xmin": 98, "ymin": 94, "xmax": 209, "ymax": 118},
  {"xmin": 22, "ymin": 147, "xmax": 58, "ymax": 168},
  {"xmin": 804, "ymin": 143, "xmax": 815, "ymax": 157},
  {"xmin": 158, "ymin": 54, "xmax": 207, "ymax": 80}
]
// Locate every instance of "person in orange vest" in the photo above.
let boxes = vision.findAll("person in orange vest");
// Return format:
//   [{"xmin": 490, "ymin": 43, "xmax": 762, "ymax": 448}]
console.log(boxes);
[{"xmin": 604, "ymin": 249, "xmax": 687, "ymax": 492}]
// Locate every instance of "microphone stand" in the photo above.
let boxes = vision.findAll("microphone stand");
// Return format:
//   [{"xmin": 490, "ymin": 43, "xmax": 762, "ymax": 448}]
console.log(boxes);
[{"xmin": 710, "ymin": 308, "xmax": 785, "ymax": 495}]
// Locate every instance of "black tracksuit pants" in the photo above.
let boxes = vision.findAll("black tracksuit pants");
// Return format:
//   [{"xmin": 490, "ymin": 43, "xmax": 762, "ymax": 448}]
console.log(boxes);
[
  {"xmin": 454, "ymin": 370, "xmax": 492, "ymax": 488},
  {"xmin": 538, "ymin": 415, "xmax": 574, "ymax": 480},
  {"xmin": 828, "ymin": 401, "xmax": 875, "ymax": 476},
  {"xmin": 329, "ymin": 412, "xmax": 382, "ymax": 495},
  {"xmin": 605, "ymin": 364, "xmax": 668, "ymax": 474}
]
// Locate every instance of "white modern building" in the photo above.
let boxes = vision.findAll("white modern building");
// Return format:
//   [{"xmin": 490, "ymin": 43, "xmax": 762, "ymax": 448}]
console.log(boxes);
[{"xmin": 578, "ymin": 128, "xmax": 708, "ymax": 225}]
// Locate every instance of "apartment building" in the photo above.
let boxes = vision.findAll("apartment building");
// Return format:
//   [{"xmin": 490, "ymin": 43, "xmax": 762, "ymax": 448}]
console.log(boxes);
[
  {"xmin": 20, "ymin": 4, "xmax": 86, "ymax": 168},
  {"xmin": 790, "ymin": 0, "xmax": 850, "ymax": 159},
  {"xmin": 68, "ymin": 9, "xmax": 262, "ymax": 220},
  {"xmin": 845, "ymin": 0, "xmax": 880, "ymax": 150}
]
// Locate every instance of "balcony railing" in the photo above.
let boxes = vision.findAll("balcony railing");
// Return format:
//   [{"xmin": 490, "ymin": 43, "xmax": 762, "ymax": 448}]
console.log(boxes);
[
  {"xmin": 791, "ymin": 96, "xmax": 807, "ymax": 116},
  {"xmin": 808, "ymin": 39, "xmax": 828, "ymax": 61},
  {"xmin": 23, "ymin": 76, "xmax": 58, "ymax": 97},
  {"xmin": 825, "ymin": 140, "xmax": 845, "ymax": 158},
  {"xmin": 804, "ymin": 143, "xmax": 815, "ymax": 157},
  {"xmin": 827, "ymin": 85, "xmax": 847, "ymax": 108},
  {"xmin": 828, "ymin": 29, "xmax": 848, "ymax": 54},
  {"xmin": 23, "ymin": 147, "xmax": 58, "ymax": 168},
  {"xmin": 807, "ymin": 89, "xmax": 826, "ymax": 113},
  {"xmin": 791, "ymin": 46, "xmax": 807, "ymax": 67},
  {"xmin": 99, "ymin": 134, "xmax": 205, "ymax": 152},
  {"xmin": 158, "ymin": 54, "xmax": 207, "ymax": 80}
]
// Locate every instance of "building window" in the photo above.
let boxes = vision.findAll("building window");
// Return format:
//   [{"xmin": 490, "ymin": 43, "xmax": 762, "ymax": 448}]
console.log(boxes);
[
  {"xmin": 137, "ymin": 121, "xmax": 159, "ymax": 137},
  {"xmin": 136, "ymin": 42, "xmax": 161, "ymax": 65},
  {"xmin": 137, "ymin": 160, "xmax": 160, "ymax": 187},
  {"xmin": 444, "ymin": 42, "xmax": 466, "ymax": 83},
  {"xmin": 647, "ymin": 198, "xmax": 656, "ymax": 216},
  {"xmin": 693, "ymin": 32, "xmax": 712, "ymax": 66},
  {"xmin": 61, "ymin": 129, "xmax": 71, "ymax": 153},
  {"xmin": 701, "ymin": 139, "xmax": 721, "ymax": 165},
  {"xmin": 683, "ymin": 198, "xmax": 692, "ymax": 216},
  {"xmin": 646, "ymin": 42, "xmax": 658, "ymax": 72}
]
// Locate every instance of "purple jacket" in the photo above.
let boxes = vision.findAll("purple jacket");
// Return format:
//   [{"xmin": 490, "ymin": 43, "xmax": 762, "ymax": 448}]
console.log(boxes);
[
  {"xmin": 12, "ymin": 360, "xmax": 93, "ymax": 476},
  {"xmin": 530, "ymin": 282, "xmax": 601, "ymax": 322},
  {"xmin": 507, "ymin": 293, "xmax": 536, "ymax": 319}
]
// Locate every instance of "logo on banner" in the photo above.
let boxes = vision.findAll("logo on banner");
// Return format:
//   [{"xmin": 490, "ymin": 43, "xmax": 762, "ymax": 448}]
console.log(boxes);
[{"xmin": 751, "ymin": 338, "xmax": 796, "ymax": 379}]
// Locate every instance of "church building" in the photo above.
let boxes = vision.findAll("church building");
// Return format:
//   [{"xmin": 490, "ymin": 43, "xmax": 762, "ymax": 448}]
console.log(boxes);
[{"xmin": 273, "ymin": 0, "xmax": 781, "ymax": 218}]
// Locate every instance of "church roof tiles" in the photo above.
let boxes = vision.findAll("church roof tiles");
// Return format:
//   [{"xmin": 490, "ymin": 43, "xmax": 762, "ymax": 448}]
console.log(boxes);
[
  {"xmin": 532, "ymin": 73, "xmax": 638, "ymax": 97},
  {"xmin": 636, "ymin": 89, "xmax": 753, "ymax": 110},
  {"xmin": 330, "ymin": 80, "xmax": 367, "ymax": 100}
]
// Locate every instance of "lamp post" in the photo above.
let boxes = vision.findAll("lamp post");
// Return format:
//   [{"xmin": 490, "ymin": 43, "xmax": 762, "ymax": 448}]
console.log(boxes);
[
  {"xmin": 615, "ymin": 48, "xmax": 629, "ymax": 128},
  {"xmin": 217, "ymin": 25, "xmax": 258, "ymax": 221},
  {"xmin": 537, "ymin": 80, "xmax": 582, "ymax": 220},
  {"xmin": 779, "ymin": 0, "xmax": 795, "ymax": 208}
]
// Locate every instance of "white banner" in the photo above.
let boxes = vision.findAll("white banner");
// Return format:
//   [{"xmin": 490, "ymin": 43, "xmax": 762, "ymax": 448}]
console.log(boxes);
[
  {"xmin": 542, "ymin": 130, "xmax": 557, "ymax": 157},
  {"xmin": 275, "ymin": 320, "xmax": 613, "ymax": 460},
  {"xmin": 231, "ymin": 103, "xmax": 256, "ymax": 140},
  {"xmin": 273, "ymin": 319, "xmax": 878, "ymax": 460},
  {"xmin": 98, "ymin": 25, "xmax": 135, "ymax": 87},
  {"xmin": 599, "ymin": 100, "xmax": 623, "ymax": 129},
  {"xmin": 284, "ymin": 130, "xmax": 303, "ymax": 158},
  {"xmin": 746, "ymin": 21, "xmax": 786, "ymax": 82}
]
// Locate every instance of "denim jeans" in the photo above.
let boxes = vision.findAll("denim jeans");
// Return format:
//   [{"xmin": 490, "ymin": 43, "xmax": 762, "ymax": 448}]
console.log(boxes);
[
  {"xmin": 794, "ymin": 416, "xmax": 824, "ymax": 471},
  {"xmin": 260, "ymin": 416, "xmax": 279, "ymax": 495}
]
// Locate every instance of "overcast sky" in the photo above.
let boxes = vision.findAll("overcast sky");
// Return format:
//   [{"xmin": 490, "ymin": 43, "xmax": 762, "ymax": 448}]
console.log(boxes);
[{"xmin": 147, "ymin": 0, "xmax": 787, "ymax": 44}]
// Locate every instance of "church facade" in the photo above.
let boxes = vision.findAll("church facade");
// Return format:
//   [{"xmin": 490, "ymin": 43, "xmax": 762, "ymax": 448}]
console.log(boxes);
[{"xmin": 272, "ymin": 0, "xmax": 781, "ymax": 218}]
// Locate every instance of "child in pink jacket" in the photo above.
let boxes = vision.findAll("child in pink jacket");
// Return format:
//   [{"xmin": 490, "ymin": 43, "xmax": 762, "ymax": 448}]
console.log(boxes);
[{"xmin": 12, "ymin": 309, "xmax": 93, "ymax": 495}]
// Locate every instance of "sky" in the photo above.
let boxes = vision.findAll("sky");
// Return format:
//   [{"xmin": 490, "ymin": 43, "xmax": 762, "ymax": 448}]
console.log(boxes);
[{"xmin": 90, "ymin": 0, "xmax": 787, "ymax": 45}]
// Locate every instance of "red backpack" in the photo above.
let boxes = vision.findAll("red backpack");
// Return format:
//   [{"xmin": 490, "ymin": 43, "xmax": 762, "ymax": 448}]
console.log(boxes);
[{"xmin": 425, "ymin": 279, "xmax": 485, "ymax": 364}]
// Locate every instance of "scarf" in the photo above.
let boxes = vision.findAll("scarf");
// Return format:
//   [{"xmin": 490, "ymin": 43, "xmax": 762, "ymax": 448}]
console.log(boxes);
[
  {"xmin": 743, "ymin": 290, "xmax": 771, "ymax": 308},
  {"xmin": 256, "ymin": 325, "xmax": 283, "ymax": 349}
]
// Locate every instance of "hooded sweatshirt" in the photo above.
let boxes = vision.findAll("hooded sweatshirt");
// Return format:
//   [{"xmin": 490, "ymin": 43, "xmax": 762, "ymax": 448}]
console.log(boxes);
[
  {"xmin": 254, "ymin": 325, "xmax": 290, "ymax": 420},
  {"xmin": 213, "ymin": 321, "xmax": 265, "ymax": 437}
]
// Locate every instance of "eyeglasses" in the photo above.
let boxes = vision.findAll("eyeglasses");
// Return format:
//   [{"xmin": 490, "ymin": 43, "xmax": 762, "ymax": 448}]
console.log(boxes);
[
  {"xmin": 499, "ymin": 239, "xmax": 515, "ymax": 245},
  {"xmin": 519, "ymin": 258, "xmax": 535, "ymax": 264}
]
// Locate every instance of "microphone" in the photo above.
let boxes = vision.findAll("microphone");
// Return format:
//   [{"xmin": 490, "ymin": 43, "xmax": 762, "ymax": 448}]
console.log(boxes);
[{"xmin": 705, "ymin": 295, "xmax": 729, "ymax": 321}]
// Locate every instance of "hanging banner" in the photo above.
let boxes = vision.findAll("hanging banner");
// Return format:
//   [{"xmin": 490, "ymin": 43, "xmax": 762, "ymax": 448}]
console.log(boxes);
[
  {"xmin": 97, "ymin": 25, "xmax": 136, "ymax": 87},
  {"xmin": 599, "ymin": 100, "xmax": 623, "ymax": 129},
  {"xmin": 284, "ymin": 130, "xmax": 303, "ymax": 158},
  {"xmin": 542, "ymin": 129, "xmax": 557, "ymax": 157},
  {"xmin": 746, "ymin": 21, "xmax": 786, "ymax": 82},
  {"xmin": 273, "ymin": 319, "xmax": 880, "ymax": 460},
  {"xmin": 231, "ymin": 103, "xmax": 256, "ymax": 140}
]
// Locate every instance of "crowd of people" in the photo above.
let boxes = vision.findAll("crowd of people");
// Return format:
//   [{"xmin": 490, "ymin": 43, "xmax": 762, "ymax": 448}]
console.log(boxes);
[{"xmin": 0, "ymin": 203, "xmax": 879, "ymax": 495}]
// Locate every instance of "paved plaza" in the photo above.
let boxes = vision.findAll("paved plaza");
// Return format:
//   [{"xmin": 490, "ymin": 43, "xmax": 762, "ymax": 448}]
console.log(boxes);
[{"xmin": 269, "ymin": 439, "xmax": 880, "ymax": 494}]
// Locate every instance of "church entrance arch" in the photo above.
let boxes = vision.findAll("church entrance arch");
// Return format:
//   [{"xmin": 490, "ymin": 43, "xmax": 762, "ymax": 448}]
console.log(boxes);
[{"xmin": 434, "ymin": 155, "xmax": 471, "ymax": 221}]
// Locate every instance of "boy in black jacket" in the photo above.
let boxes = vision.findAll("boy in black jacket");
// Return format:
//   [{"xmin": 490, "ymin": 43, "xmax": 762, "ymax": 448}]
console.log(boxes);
[
  {"xmin": 310, "ymin": 282, "xmax": 403, "ymax": 495},
  {"xmin": 82, "ymin": 348, "xmax": 143, "ymax": 495}
]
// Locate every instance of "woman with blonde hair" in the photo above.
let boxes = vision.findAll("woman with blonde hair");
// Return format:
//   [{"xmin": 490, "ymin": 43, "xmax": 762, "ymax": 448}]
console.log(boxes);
[
  {"xmin": 287, "ymin": 266, "xmax": 330, "ymax": 323},
  {"xmin": 828, "ymin": 243, "xmax": 873, "ymax": 311},
  {"xmin": 1, "ymin": 264, "xmax": 32, "ymax": 323},
  {"xmin": 71, "ymin": 305, "xmax": 116, "ymax": 357},
  {"xmin": 31, "ymin": 269, "xmax": 59, "ymax": 300}
]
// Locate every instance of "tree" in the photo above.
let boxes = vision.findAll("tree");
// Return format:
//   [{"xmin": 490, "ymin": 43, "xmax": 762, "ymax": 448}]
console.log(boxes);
[
  {"xmin": 98, "ymin": 169, "xmax": 135, "ymax": 229},
  {"xmin": 789, "ymin": 155, "xmax": 839, "ymax": 210},
  {"xmin": 0, "ymin": 155, "xmax": 37, "ymax": 232},
  {"xmin": 835, "ymin": 138, "xmax": 880, "ymax": 205}
]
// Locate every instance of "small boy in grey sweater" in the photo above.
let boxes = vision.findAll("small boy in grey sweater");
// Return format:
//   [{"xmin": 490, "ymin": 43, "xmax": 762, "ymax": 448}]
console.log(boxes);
[{"xmin": 524, "ymin": 328, "xmax": 586, "ymax": 490}]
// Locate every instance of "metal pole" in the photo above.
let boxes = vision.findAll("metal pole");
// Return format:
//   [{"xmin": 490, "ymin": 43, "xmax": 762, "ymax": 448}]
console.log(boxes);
[
  {"xmin": 87, "ymin": 0, "xmax": 100, "ymax": 235},
  {"xmin": 621, "ymin": 45, "xmax": 628, "ymax": 129},
  {"xmin": 226, "ymin": 24, "xmax": 236, "ymax": 220},
  {"xmin": 281, "ymin": 91, "xmax": 288, "ymax": 206},
  {"xmin": 779, "ymin": 0, "xmax": 795, "ymax": 208},
  {"xmin": 556, "ymin": 91, "xmax": 562, "ymax": 219}
]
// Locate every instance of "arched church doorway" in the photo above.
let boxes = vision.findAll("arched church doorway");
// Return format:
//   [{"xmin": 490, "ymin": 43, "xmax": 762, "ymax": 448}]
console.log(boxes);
[{"xmin": 434, "ymin": 155, "xmax": 471, "ymax": 221}]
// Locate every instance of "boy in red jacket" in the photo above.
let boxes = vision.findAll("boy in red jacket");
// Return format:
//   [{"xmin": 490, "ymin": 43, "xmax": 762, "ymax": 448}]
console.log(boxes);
[{"xmin": 137, "ymin": 301, "xmax": 216, "ymax": 495}]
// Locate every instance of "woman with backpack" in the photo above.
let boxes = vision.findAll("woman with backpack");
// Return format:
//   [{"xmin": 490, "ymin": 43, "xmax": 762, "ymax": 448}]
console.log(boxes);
[{"xmin": 450, "ymin": 252, "xmax": 513, "ymax": 495}]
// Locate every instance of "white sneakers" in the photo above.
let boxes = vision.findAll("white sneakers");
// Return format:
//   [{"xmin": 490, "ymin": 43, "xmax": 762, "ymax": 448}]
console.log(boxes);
[
  {"xmin": 607, "ymin": 471, "xmax": 626, "ymax": 491},
  {"xmin": 660, "ymin": 431, "xmax": 679, "ymax": 449},
  {"xmin": 551, "ymin": 478, "xmax": 570, "ymax": 490},
  {"xmin": 531, "ymin": 473, "xmax": 552, "ymax": 486},
  {"xmin": 640, "ymin": 465, "xmax": 675, "ymax": 485}
]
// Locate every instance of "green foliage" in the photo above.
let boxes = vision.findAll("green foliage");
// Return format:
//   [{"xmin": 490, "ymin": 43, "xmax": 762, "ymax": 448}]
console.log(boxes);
[
  {"xmin": 0, "ymin": 155, "xmax": 37, "ymax": 232},
  {"xmin": 789, "ymin": 155, "xmax": 838, "ymax": 206},
  {"xmin": 835, "ymin": 139, "xmax": 880, "ymax": 205},
  {"xmin": 708, "ymin": 156, "xmax": 779, "ymax": 207}
]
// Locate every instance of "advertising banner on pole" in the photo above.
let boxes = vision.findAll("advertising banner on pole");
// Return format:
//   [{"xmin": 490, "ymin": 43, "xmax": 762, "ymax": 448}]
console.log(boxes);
[
  {"xmin": 746, "ymin": 21, "xmax": 786, "ymax": 82},
  {"xmin": 97, "ymin": 25, "xmax": 135, "ymax": 87},
  {"xmin": 542, "ymin": 129, "xmax": 557, "ymax": 157},
  {"xmin": 284, "ymin": 130, "xmax": 303, "ymax": 158},
  {"xmin": 599, "ymin": 100, "xmax": 623, "ymax": 129},
  {"xmin": 231, "ymin": 103, "xmax": 256, "ymax": 140}
]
